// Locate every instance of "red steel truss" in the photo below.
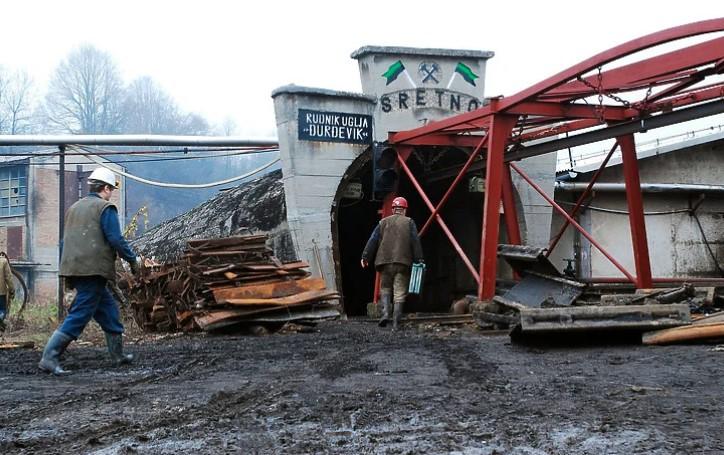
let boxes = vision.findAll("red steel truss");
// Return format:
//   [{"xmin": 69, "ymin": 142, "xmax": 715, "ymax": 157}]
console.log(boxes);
[{"xmin": 384, "ymin": 19, "xmax": 724, "ymax": 300}]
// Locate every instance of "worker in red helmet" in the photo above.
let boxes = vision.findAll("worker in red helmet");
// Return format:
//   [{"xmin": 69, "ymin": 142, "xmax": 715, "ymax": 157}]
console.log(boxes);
[{"xmin": 361, "ymin": 196, "xmax": 423, "ymax": 329}]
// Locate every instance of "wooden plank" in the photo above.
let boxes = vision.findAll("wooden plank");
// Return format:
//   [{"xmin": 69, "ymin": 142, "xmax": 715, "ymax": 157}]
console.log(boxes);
[
  {"xmin": 224, "ymin": 289, "xmax": 340, "ymax": 306},
  {"xmin": 643, "ymin": 322, "xmax": 724, "ymax": 345},
  {"xmin": 212, "ymin": 277, "xmax": 327, "ymax": 302}
]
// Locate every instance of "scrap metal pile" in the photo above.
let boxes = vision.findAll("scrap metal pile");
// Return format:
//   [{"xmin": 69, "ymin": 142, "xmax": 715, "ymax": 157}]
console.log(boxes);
[
  {"xmin": 122, "ymin": 234, "xmax": 340, "ymax": 332},
  {"xmin": 473, "ymin": 244, "xmax": 724, "ymax": 344}
]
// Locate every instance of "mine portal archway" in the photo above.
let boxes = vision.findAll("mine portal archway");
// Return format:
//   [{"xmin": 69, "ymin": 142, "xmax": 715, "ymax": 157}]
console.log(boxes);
[{"xmin": 333, "ymin": 146, "xmax": 524, "ymax": 316}]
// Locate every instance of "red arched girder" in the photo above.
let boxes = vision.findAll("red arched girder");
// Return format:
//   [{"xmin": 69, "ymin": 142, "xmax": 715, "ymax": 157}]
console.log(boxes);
[{"xmin": 386, "ymin": 19, "xmax": 724, "ymax": 301}]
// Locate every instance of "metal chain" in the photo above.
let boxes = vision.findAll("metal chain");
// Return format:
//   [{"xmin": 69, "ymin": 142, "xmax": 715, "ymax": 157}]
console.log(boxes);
[{"xmin": 577, "ymin": 68, "xmax": 632, "ymax": 121}]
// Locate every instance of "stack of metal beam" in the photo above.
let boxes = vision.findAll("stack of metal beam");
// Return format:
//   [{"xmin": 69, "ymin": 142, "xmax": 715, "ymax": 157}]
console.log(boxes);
[{"xmin": 122, "ymin": 234, "xmax": 340, "ymax": 332}]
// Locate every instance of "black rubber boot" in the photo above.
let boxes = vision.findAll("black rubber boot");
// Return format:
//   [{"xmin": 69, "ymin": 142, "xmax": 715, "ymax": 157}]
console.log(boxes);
[
  {"xmin": 38, "ymin": 330, "xmax": 73, "ymax": 375},
  {"xmin": 378, "ymin": 294, "xmax": 391, "ymax": 327},
  {"xmin": 393, "ymin": 302, "xmax": 404, "ymax": 330},
  {"xmin": 105, "ymin": 332, "xmax": 134, "ymax": 366}
]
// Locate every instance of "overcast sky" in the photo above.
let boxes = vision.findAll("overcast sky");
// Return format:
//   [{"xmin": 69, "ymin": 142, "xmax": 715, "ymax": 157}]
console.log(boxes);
[{"xmin": 1, "ymin": 1, "xmax": 721, "ymax": 139}]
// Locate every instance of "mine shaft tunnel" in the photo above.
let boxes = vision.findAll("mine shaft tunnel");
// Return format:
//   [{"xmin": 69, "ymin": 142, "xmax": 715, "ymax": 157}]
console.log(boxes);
[{"xmin": 333, "ymin": 146, "xmax": 523, "ymax": 316}]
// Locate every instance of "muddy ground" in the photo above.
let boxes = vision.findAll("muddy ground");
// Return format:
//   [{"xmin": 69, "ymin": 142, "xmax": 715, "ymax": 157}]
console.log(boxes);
[{"xmin": 1, "ymin": 320, "xmax": 723, "ymax": 454}]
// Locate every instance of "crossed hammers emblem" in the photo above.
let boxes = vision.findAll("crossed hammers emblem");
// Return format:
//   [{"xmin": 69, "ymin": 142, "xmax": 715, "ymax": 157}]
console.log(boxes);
[{"xmin": 419, "ymin": 62, "xmax": 441, "ymax": 84}]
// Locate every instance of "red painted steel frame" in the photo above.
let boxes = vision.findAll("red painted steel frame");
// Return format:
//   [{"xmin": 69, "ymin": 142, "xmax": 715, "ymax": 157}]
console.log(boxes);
[
  {"xmin": 419, "ymin": 135, "xmax": 488, "ymax": 236},
  {"xmin": 379, "ymin": 19, "xmax": 724, "ymax": 295},
  {"xmin": 547, "ymin": 141, "xmax": 620, "ymax": 255},
  {"xmin": 396, "ymin": 149, "xmax": 481, "ymax": 284},
  {"xmin": 479, "ymin": 115, "xmax": 517, "ymax": 299},
  {"xmin": 510, "ymin": 163, "xmax": 636, "ymax": 283}
]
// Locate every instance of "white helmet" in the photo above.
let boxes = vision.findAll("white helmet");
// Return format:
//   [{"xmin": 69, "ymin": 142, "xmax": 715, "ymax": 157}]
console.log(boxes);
[{"xmin": 88, "ymin": 167, "xmax": 120, "ymax": 188}]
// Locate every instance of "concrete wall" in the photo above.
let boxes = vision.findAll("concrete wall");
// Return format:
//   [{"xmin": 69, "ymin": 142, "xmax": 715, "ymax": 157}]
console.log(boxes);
[
  {"xmin": 272, "ymin": 86, "xmax": 376, "ymax": 290},
  {"xmin": 550, "ymin": 139, "xmax": 724, "ymax": 279}
]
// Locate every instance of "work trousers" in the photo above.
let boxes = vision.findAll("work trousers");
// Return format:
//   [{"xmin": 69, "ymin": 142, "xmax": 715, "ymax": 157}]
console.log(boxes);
[
  {"xmin": 0, "ymin": 294, "xmax": 6, "ymax": 320},
  {"xmin": 59, "ymin": 276, "xmax": 124, "ymax": 339},
  {"xmin": 379, "ymin": 263, "xmax": 410, "ymax": 304}
]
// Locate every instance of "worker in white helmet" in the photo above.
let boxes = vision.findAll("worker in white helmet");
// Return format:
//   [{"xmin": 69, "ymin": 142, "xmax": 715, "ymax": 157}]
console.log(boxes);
[{"xmin": 39, "ymin": 167, "xmax": 141, "ymax": 375}]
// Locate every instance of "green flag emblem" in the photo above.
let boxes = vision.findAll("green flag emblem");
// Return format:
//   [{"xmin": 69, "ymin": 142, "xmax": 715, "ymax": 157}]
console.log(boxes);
[
  {"xmin": 382, "ymin": 60, "xmax": 405, "ymax": 86},
  {"xmin": 455, "ymin": 62, "xmax": 479, "ymax": 87}
]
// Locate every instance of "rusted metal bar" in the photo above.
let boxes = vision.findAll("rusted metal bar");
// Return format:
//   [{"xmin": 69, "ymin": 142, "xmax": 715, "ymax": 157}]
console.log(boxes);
[
  {"xmin": 547, "ymin": 141, "xmax": 620, "ymax": 255},
  {"xmin": 420, "ymin": 135, "xmax": 489, "ymax": 236},
  {"xmin": 510, "ymin": 162, "xmax": 636, "ymax": 283},
  {"xmin": 396, "ymin": 149, "xmax": 481, "ymax": 284},
  {"xmin": 619, "ymin": 133, "xmax": 653, "ymax": 288}
]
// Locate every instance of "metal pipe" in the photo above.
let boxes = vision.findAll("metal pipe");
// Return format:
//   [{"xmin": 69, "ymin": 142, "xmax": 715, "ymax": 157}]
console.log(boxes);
[
  {"xmin": 510, "ymin": 162, "xmax": 637, "ymax": 283},
  {"xmin": 57, "ymin": 145, "xmax": 65, "ymax": 321},
  {"xmin": 396, "ymin": 150, "xmax": 481, "ymax": 285},
  {"xmin": 0, "ymin": 135, "xmax": 279, "ymax": 147},
  {"xmin": 555, "ymin": 182, "xmax": 724, "ymax": 192},
  {"xmin": 584, "ymin": 277, "xmax": 724, "ymax": 284}
]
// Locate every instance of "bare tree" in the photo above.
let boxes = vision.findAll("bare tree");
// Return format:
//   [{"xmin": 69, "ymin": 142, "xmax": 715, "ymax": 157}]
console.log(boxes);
[
  {"xmin": 44, "ymin": 45, "xmax": 126, "ymax": 134},
  {"xmin": 124, "ymin": 76, "xmax": 209, "ymax": 135},
  {"xmin": 3, "ymin": 70, "xmax": 35, "ymax": 134}
]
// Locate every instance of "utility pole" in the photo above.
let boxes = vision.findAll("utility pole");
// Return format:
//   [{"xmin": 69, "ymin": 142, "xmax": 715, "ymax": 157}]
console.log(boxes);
[{"xmin": 57, "ymin": 144, "xmax": 65, "ymax": 321}]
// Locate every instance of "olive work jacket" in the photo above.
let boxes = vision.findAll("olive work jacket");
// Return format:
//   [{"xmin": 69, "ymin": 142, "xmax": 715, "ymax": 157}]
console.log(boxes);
[{"xmin": 361, "ymin": 214, "xmax": 423, "ymax": 270}]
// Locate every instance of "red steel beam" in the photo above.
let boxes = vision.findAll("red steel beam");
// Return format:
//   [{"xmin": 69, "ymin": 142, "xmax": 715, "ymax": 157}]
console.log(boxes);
[
  {"xmin": 396, "ymin": 149, "xmax": 481, "ymax": 285},
  {"xmin": 510, "ymin": 162, "xmax": 636, "ymax": 283},
  {"xmin": 507, "ymin": 101, "xmax": 629, "ymax": 121},
  {"xmin": 545, "ymin": 36, "xmax": 724, "ymax": 100},
  {"xmin": 547, "ymin": 141, "xmax": 620, "ymax": 255},
  {"xmin": 478, "ymin": 115, "xmax": 517, "ymax": 300},
  {"xmin": 419, "ymin": 135, "xmax": 489, "ymax": 236},
  {"xmin": 618, "ymin": 134, "xmax": 653, "ymax": 288}
]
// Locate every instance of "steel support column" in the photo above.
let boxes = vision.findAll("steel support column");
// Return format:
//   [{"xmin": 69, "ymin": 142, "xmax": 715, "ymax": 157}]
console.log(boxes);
[
  {"xmin": 618, "ymin": 134, "xmax": 653, "ymax": 288},
  {"xmin": 478, "ymin": 114, "xmax": 517, "ymax": 300}
]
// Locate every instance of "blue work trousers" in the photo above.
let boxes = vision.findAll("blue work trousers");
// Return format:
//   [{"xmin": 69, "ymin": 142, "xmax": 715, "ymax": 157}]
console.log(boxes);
[
  {"xmin": 0, "ymin": 294, "xmax": 6, "ymax": 320},
  {"xmin": 59, "ymin": 276, "xmax": 124, "ymax": 339}
]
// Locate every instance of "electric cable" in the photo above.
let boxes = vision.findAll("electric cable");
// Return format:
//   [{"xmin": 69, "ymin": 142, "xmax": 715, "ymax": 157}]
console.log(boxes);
[
  {"xmin": 691, "ymin": 209, "xmax": 724, "ymax": 276},
  {"xmin": 72, "ymin": 146, "xmax": 280, "ymax": 188}
]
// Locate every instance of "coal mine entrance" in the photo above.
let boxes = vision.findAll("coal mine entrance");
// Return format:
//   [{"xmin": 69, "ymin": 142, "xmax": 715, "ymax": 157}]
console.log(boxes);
[{"xmin": 335, "ymin": 147, "xmax": 490, "ymax": 316}]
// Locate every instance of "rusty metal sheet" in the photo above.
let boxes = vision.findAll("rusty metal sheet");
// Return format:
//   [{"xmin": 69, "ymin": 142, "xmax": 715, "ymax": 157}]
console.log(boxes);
[
  {"xmin": 212, "ymin": 277, "xmax": 326, "ymax": 302},
  {"xmin": 223, "ymin": 289, "xmax": 340, "ymax": 306}
]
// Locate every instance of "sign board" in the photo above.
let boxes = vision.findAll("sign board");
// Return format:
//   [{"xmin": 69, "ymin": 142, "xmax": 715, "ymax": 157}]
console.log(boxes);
[{"xmin": 298, "ymin": 109, "xmax": 373, "ymax": 144}]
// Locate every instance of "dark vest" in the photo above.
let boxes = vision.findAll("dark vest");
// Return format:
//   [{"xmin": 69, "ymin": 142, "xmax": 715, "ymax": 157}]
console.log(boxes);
[
  {"xmin": 375, "ymin": 214, "xmax": 413, "ymax": 268},
  {"xmin": 59, "ymin": 196, "xmax": 117, "ymax": 281}
]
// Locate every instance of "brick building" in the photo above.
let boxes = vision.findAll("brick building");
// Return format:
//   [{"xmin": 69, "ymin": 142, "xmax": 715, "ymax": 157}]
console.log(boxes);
[{"xmin": 0, "ymin": 154, "xmax": 125, "ymax": 306}]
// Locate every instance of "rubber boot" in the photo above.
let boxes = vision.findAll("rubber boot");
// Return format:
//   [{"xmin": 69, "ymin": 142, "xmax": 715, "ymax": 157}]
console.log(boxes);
[
  {"xmin": 105, "ymin": 332, "xmax": 134, "ymax": 366},
  {"xmin": 392, "ymin": 301, "xmax": 404, "ymax": 330},
  {"xmin": 38, "ymin": 330, "xmax": 73, "ymax": 375},
  {"xmin": 378, "ymin": 294, "xmax": 391, "ymax": 327}
]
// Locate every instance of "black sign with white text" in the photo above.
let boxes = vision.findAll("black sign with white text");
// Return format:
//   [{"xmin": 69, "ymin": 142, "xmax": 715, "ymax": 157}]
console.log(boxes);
[{"xmin": 298, "ymin": 109, "xmax": 372, "ymax": 144}]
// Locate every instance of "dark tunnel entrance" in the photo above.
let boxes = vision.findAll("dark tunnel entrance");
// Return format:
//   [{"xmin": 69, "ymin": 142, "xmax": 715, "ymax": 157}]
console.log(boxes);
[{"xmin": 334, "ymin": 146, "xmax": 520, "ymax": 316}]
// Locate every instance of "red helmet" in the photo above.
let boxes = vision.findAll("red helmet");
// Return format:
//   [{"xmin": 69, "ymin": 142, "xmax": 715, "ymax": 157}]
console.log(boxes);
[{"xmin": 392, "ymin": 197, "xmax": 408, "ymax": 209}]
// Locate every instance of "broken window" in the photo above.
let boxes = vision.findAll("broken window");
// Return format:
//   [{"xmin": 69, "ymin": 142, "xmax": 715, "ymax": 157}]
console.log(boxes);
[{"xmin": 0, "ymin": 165, "xmax": 27, "ymax": 217}]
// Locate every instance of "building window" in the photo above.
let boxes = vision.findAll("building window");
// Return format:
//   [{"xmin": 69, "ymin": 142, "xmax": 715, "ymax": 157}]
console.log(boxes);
[{"xmin": 0, "ymin": 165, "xmax": 27, "ymax": 217}]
